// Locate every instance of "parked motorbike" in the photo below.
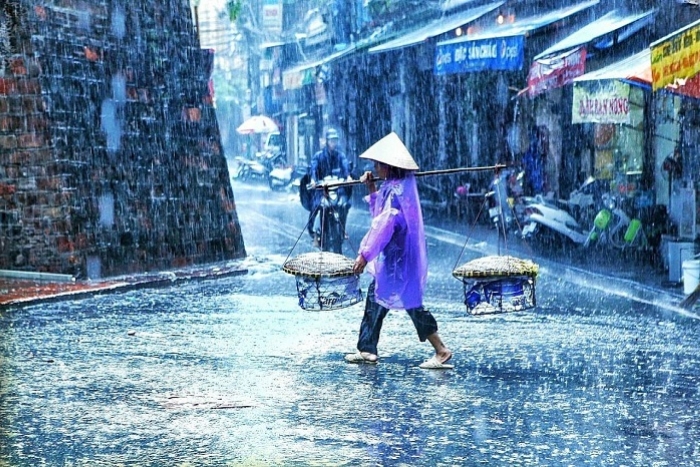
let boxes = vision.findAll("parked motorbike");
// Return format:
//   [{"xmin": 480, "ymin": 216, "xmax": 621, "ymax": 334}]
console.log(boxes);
[
  {"xmin": 269, "ymin": 165, "xmax": 308, "ymax": 192},
  {"xmin": 521, "ymin": 177, "xmax": 648, "ymax": 252},
  {"xmin": 231, "ymin": 156, "xmax": 251, "ymax": 181},
  {"xmin": 520, "ymin": 177, "xmax": 604, "ymax": 246},
  {"xmin": 231, "ymin": 150, "xmax": 286, "ymax": 184},
  {"xmin": 247, "ymin": 156, "xmax": 271, "ymax": 181},
  {"xmin": 584, "ymin": 194, "xmax": 647, "ymax": 250},
  {"xmin": 487, "ymin": 168, "xmax": 525, "ymax": 236},
  {"xmin": 230, "ymin": 156, "xmax": 268, "ymax": 182},
  {"xmin": 521, "ymin": 194, "xmax": 589, "ymax": 246}
]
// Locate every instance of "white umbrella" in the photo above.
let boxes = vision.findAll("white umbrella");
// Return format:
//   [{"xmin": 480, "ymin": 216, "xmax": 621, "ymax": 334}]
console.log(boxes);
[{"xmin": 236, "ymin": 115, "xmax": 279, "ymax": 135}]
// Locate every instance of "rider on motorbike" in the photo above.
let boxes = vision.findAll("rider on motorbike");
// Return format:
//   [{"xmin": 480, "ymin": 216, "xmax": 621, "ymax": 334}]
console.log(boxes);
[{"xmin": 307, "ymin": 128, "xmax": 353, "ymax": 241}]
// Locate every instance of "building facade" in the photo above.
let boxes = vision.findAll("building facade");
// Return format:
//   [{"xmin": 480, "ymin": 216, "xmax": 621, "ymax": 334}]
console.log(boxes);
[{"xmin": 0, "ymin": 0, "xmax": 246, "ymax": 278}]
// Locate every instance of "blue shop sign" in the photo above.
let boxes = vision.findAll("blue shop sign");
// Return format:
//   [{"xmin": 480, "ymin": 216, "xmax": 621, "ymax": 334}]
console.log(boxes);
[{"xmin": 435, "ymin": 35, "xmax": 524, "ymax": 75}]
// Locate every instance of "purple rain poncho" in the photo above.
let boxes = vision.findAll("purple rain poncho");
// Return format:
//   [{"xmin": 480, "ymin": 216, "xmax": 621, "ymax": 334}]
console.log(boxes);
[{"xmin": 358, "ymin": 173, "xmax": 427, "ymax": 310}]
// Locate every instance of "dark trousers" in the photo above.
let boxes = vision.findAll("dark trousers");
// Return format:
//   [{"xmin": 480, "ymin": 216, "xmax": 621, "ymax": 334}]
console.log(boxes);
[{"xmin": 357, "ymin": 281, "xmax": 438, "ymax": 355}]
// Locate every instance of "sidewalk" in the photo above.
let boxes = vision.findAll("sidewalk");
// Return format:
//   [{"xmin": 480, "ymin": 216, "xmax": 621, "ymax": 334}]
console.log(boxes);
[{"xmin": 0, "ymin": 262, "xmax": 248, "ymax": 309}]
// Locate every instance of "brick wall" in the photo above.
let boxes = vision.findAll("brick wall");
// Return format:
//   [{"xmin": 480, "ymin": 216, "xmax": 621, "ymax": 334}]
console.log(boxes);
[{"xmin": 0, "ymin": 0, "xmax": 245, "ymax": 278}]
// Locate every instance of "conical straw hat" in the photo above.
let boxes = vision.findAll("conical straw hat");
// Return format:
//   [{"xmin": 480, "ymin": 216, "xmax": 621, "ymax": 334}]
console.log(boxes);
[{"xmin": 359, "ymin": 132, "xmax": 419, "ymax": 171}]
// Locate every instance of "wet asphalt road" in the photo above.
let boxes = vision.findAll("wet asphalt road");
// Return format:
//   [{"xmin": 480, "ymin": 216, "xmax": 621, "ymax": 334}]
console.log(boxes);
[{"xmin": 1, "ymin": 180, "xmax": 700, "ymax": 466}]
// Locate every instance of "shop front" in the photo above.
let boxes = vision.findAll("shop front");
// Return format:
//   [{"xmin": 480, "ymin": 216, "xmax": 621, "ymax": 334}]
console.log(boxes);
[
  {"xmin": 571, "ymin": 48, "xmax": 699, "ymax": 281},
  {"xmin": 572, "ymin": 79, "xmax": 647, "ymax": 196},
  {"xmin": 572, "ymin": 26, "xmax": 700, "ymax": 242},
  {"xmin": 650, "ymin": 18, "xmax": 700, "ymax": 241},
  {"xmin": 523, "ymin": 8, "xmax": 656, "ymax": 196},
  {"xmin": 434, "ymin": 0, "xmax": 600, "ymax": 195}
]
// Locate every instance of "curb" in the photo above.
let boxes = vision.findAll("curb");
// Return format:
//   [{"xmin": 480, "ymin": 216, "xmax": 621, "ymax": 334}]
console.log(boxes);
[{"xmin": 0, "ymin": 262, "xmax": 249, "ymax": 310}]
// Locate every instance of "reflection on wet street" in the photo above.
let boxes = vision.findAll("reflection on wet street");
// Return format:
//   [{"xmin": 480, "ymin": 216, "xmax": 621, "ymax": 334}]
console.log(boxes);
[{"xmin": 2, "ymin": 183, "xmax": 700, "ymax": 466}]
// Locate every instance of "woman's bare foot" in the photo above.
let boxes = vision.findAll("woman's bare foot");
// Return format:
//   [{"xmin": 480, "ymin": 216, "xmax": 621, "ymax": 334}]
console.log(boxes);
[{"xmin": 426, "ymin": 333, "xmax": 452, "ymax": 364}]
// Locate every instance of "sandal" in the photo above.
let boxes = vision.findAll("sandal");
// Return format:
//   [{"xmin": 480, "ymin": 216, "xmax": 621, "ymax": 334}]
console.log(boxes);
[
  {"xmin": 344, "ymin": 352, "xmax": 378, "ymax": 364},
  {"xmin": 418, "ymin": 355, "xmax": 454, "ymax": 370}
]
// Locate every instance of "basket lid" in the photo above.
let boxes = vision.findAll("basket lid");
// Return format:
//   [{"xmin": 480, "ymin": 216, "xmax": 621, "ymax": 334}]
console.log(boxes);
[
  {"xmin": 283, "ymin": 251, "xmax": 356, "ymax": 278},
  {"xmin": 453, "ymin": 255, "xmax": 539, "ymax": 279}
]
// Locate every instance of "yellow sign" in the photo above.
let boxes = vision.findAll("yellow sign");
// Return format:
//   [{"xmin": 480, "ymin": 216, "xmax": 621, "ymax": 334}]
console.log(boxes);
[{"xmin": 651, "ymin": 19, "xmax": 700, "ymax": 91}]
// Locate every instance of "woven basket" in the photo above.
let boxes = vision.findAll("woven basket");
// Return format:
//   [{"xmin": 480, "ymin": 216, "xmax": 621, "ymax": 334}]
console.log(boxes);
[
  {"xmin": 453, "ymin": 255, "xmax": 538, "ymax": 315},
  {"xmin": 453, "ymin": 255, "xmax": 539, "ymax": 279},
  {"xmin": 283, "ymin": 251, "xmax": 355, "ymax": 277},
  {"xmin": 283, "ymin": 251, "xmax": 363, "ymax": 311}
]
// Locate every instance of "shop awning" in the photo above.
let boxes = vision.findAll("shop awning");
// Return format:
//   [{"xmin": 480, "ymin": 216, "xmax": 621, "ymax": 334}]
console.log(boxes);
[
  {"xmin": 526, "ymin": 46, "xmax": 587, "ymax": 97},
  {"xmin": 573, "ymin": 49, "xmax": 651, "ymax": 86},
  {"xmin": 260, "ymin": 41, "xmax": 287, "ymax": 50},
  {"xmin": 435, "ymin": 0, "xmax": 599, "ymax": 75},
  {"xmin": 535, "ymin": 9, "xmax": 656, "ymax": 60},
  {"xmin": 573, "ymin": 46, "xmax": 700, "ymax": 99},
  {"xmin": 282, "ymin": 45, "xmax": 356, "ymax": 90},
  {"xmin": 439, "ymin": 0, "xmax": 599, "ymax": 45},
  {"xmin": 529, "ymin": 16, "xmax": 700, "ymax": 99},
  {"xmin": 368, "ymin": 1, "xmax": 504, "ymax": 54}
]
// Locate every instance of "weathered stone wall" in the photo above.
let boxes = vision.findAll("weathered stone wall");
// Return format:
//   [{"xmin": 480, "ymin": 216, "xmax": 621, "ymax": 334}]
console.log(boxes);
[{"xmin": 0, "ymin": 0, "xmax": 245, "ymax": 278}]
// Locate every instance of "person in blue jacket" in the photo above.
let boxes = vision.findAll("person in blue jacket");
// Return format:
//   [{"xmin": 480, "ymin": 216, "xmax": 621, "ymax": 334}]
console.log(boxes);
[{"xmin": 307, "ymin": 128, "xmax": 353, "ymax": 239}]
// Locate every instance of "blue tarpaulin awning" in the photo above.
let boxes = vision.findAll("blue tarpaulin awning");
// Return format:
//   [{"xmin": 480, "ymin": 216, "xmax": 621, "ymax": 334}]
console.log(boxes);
[
  {"xmin": 368, "ymin": 1, "xmax": 504, "ymax": 54},
  {"xmin": 535, "ymin": 9, "xmax": 656, "ymax": 59},
  {"xmin": 435, "ymin": 0, "xmax": 599, "ymax": 75}
]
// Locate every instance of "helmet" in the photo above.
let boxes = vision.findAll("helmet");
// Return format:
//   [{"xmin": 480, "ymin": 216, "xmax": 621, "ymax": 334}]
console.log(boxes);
[{"xmin": 325, "ymin": 128, "xmax": 339, "ymax": 140}]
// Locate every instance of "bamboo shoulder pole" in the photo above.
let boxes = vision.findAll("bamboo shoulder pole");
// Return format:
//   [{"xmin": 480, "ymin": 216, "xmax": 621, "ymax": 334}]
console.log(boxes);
[{"xmin": 315, "ymin": 164, "xmax": 507, "ymax": 190}]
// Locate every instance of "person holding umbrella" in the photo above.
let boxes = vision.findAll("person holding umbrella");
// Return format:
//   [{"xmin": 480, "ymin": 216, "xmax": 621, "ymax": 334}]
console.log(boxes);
[
  {"xmin": 236, "ymin": 115, "xmax": 279, "ymax": 162},
  {"xmin": 345, "ymin": 132, "xmax": 453, "ymax": 369},
  {"xmin": 236, "ymin": 115, "xmax": 279, "ymax": 135}
]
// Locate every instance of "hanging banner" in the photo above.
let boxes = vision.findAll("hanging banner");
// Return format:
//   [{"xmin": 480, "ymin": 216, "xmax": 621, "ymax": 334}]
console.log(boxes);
[
  {"xmin": 282, "ymin": 67, "xmax": 315, "ymax": 90},
  {"xmin": 572, "ymin": 80, "xmax": 631, "ymax": 124},
  {"xmin": 434, "ymin": 35, "xmax": 524, "ymax": 75},
  {"xmin": 527, "ymin": 47, "xmax": 587, "ymax": 97},
  {"xmin": 651, "ymin": 19, "xmax": 700, "ymax": 91},
  {"xmin": 282, "ymin": 70, "xmax": 302, "ymax": 90},
  {"xmin": 262, "ymin": 0, "xmax": 283, "ymax": 34}
]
